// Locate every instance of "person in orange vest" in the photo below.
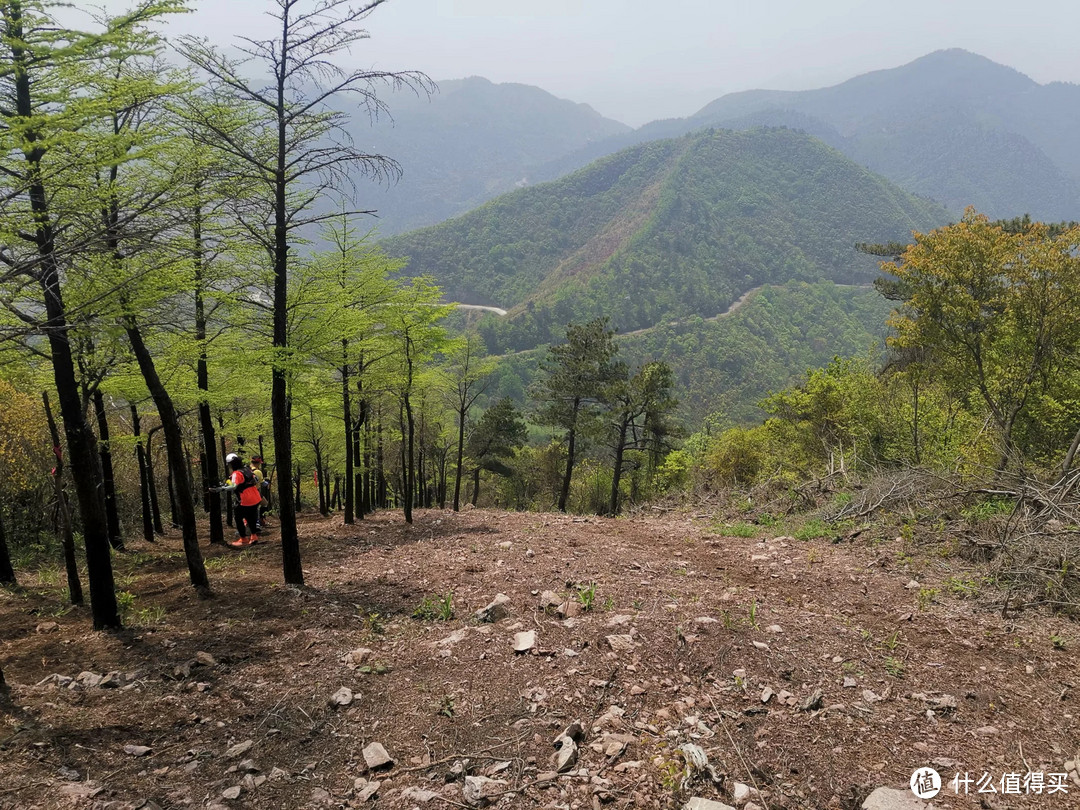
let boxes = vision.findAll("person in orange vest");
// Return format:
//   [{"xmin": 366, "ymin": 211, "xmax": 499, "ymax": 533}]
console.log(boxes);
[{"xmin": 210, "ymin": 453, "xmax": 262, "ymax": 547}]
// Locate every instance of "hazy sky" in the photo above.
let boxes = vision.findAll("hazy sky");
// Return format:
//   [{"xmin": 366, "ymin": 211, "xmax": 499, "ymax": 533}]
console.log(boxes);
[{"xmin": 85, "ymin": 0, "xmax": 1080, "ymax": 127}]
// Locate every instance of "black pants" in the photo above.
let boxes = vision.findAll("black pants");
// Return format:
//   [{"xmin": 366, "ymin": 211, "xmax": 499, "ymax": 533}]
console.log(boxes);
[{"xmin": 236, "ymin": 504, "xmax": 259, "ymax": 537}]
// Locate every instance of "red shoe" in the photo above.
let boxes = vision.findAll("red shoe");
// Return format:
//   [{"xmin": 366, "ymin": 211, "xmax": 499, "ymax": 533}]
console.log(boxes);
[{"xmin": 229, "ymin": 535, "xmax": 254, "ymax": 548}]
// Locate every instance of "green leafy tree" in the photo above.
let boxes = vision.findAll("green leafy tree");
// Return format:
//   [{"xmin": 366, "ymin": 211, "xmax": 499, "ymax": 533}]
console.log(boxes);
[
  {"xmin": 883, "ymin": 210, "xmax": 1080, "ymax": 471},
  {"xmin": 179, "ymin": 0, "xmax": 433, "ymax": 583},
  {"xmin": 0, "ymin": 0, "xmax": 189, "ymax": 628},
  {"xmin": 446, "ymin": 332, "xmax": 494, "ymax": 512},
  {"xmin": 534, "ymin": 317, "xmax": 624, "ymax": 512},
  {"xmin": 384, "ymin": 278, "xmax": 451, "ymax": 523},
  {"xmin": 604, "ymin": 361, "xmax": 677, "ymax": 515},
  {"xmin": 464, "ymin": 397, "xmax": 527, "ymax": 506}
]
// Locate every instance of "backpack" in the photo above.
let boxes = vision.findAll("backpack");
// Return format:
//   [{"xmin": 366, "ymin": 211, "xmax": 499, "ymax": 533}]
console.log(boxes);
[{"xmin": 235, "ymin": 466, "xmax": 257, "ymax": 495}]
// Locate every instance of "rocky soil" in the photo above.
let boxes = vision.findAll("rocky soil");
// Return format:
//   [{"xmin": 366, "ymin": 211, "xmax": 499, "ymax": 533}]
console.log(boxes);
[{"xmin": 1, "ymin": 508, "xmax": 1077, "ymax": 809}]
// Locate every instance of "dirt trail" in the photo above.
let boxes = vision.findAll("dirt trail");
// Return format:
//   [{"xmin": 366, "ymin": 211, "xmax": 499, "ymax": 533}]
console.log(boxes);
[
  {"xmin": 454, "ymin": 303, "xmax": 507, "ymax": 316},
  {"xmin": 620, "ymin": 285, "xmax": 764, "ymax": 338},
  {"xmin": 620, "ymin": 282, "xmax": 874, "ymax": 339},
  {"xmin": 1, "ymin": 508, "xmax": 1072, "ymax": 809}
]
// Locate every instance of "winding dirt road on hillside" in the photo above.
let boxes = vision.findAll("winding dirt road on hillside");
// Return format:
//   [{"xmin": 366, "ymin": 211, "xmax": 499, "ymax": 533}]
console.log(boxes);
[
  {"xmin": 454, "ymin": 303, "xmax": 508, "ymax": 316},
  {"xmin": 620, "ymin": 285, "xmax": 764, "ymax": 337},
  {"xmin": 474, "ymin": 282, "xmax": 874, "ymax": 360}
]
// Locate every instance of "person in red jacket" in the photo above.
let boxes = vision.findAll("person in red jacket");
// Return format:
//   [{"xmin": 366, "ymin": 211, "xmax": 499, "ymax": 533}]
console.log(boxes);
[{"xmin": 211, "ymin": 453, "xmax": 262, "ymax": 548}]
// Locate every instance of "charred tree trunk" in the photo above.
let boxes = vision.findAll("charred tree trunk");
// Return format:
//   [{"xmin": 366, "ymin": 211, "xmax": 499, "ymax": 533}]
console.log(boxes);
[
  {"xmin": 217, "ymin": 420, "xmax": 232, "ymax": 527},
  {"xmin": 453, "ymin": 403, "xmax": 466, "ymax": 512},
  {"xmin": 0, "ymin": 508, "xmax": 14, "ymax": 585},
  {"xmin": 166, "ymin": 463, "xmax": 179, "ymax": 529},
  {"xmin": 400, "ymin": 400, "xmax": 413, "ymax": 524},
  {"xmin": 360, "ymin": 420, "xmax": 371, "ymax": 516},
  {"xmin": 92, "ymin": 390, "xmax": 123, "ymax": 550},
  {"xmin": 342, "ymin": 346, "xmax": 353, "ymax": 523},
  {"xmin": 558, "ymin": 423, "xmax": 578, "ymax": 513},
  {"xmin": 9, "ymin": 2, "xmax": 117, "ymax": 627},
  {"xmin": 314, "ymin": 449, "xmax": 327, "ymax": 516},
  {"xmin": 272, "ymin": 100, "xmax": 303, "ymax": 586},
  {"xmin": 131, "ymin": 404, "xmax": 154, "ymax": 543},
  {"xmin": 124, "ymin": 319, "xmax": 209, "ymax": 594},
  {"xmin": 42, "ymin": 392, "xmax": 83, "ymax": 605},
  {"xmin": 377, "ymin": 412, "xmax": 387, "ymax": 509},
  {"xmin": 146, "ymin": 427, "xmax": 165, "ymax": 535},
  {"xmin": 192, "ymin": 194, "xmax": 224, "ymax": 546},
  {"xmin": 609, "ymin": 419, "xmax": 629, "ymax": 517}
]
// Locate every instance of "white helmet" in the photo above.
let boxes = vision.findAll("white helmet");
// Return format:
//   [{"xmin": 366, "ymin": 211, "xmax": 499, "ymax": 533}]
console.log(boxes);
[{"xmin": 225, "ymin": 453, "xmax": 240, "ymax": 463}]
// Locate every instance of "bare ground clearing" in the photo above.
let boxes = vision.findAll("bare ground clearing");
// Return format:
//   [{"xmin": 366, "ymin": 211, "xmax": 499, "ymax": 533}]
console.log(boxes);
[{"xmin": 1, "ymin": 508, "xmax": 1077, "ymax": 810}]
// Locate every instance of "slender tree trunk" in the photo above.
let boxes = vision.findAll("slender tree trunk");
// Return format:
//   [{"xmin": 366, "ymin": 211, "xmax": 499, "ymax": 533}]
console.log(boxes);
[
  {"xmin": 184, "ymin": 443, "xmax": 198, "ymax": 510},
  {"xmin": 0, "ymin": 508, "xmax": 14, "ymax": 585},
  {"xmin": 399, "ymin": 401, "xmax": 411, "ymax": 524},
  {"xmin": 610, "ymin": 420, "xmax": 629, "ymax": 516},
  {"xmin": 558, "ymin": 409, "xmax": 579, "ymax": 512},
  {"xmin": 131, "ymin": 405, "xmax": 154, "ymax": 543},
  {"xmin": 342, "ymin": 346, "xmax": 353, "ymax": 523},
  {"xmin": 355, "ymin": 408, "xmax": 366, "ymax": 518},
  {"xmin": 146, "ymin": 428, "xmax": 165, "ymax": 535},
  {"xmin": 166, "ymin": 463, "xmax": 178, "ymax": 529},
  {"xmin": 217, "ymin": 420, "xmax": 232, "ymax": 527},
  {"xmin": 377, "ymin": 412, "xmax": 387, "ymax": 508},
  {"xmin": 92, "ymin": 390, "xmax": 124, "ymax": 550},
  {"xmin": 417, "ymin": 442, "xmax": 426, "ymax": 509},
  {"xmin": 471, "ymin": 467, "xmax": 481, "ymax": 507},
  {"xmin": 315, "ymin": 448, "xmax": 327, "ymax": 516},
  {"xmin": 124, "ymin": 319, "xmax": 210, "ymax": 594},
  {"xmin": 194, "ymin": 247, "xmax": 224, "ymax": 544},
  {"xmin": 11, "ymin": 5, "xmax": 117, "ymax": 626},
  {"xmin": 272, "ymin": 67, "xmax": 303, "ymax": 585},
  {"xmin": 453, "ymin": 405, "xmax": 466, "ymax": 511},
  {"xmin": 42, "ymin": 392, "xmax": 83, "ymax": 605}
]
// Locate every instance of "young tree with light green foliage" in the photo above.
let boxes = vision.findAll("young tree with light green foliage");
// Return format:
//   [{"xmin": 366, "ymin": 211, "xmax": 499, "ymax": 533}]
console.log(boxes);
[
  {"xmin": 883, "ymin": 210, "xmax": 1080, "ymax": 472},
  {"xmin": 179, "ymin": 0, "xmax": 433, "ymax": 584},
  {"xmin": 0, "ymin": 0, "xmax": 192, "ymax": 628}
]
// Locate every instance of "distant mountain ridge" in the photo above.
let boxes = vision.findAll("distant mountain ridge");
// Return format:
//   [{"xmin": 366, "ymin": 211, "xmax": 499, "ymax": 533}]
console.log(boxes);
[
  {"xmin": 352, "ymin": 51, "xmax": 1080, "ymax": 234},
  {"xmin": 348, "ymin": 76, "xmax": 630, "ymax": 235},
  {"xmin": 536, "ymin": 50, "xmax": 1080, "ymax": 222}
]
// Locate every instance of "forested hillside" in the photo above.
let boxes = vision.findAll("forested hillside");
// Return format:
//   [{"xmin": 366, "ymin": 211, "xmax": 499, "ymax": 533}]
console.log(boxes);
[
  {"xmin": 385, "ymin": 127, "xmax": 947, "ymax": 354},
  {"xmin": 345, "ymin": 77, "xmax": 630, "ymax": 235},
  {"xmin": 482, "ymin": 282, "xmax": 893, "ymax": 426}
]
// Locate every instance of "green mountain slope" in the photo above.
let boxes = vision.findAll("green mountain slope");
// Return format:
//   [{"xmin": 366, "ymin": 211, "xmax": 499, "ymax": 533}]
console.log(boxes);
[
  {"xmin": 618, "ymin": 282, "xmax": 893, "ymax": 424},
  {"xmin": 384, "ymin": 127, "xmax": 947, "ymax": 353},
  {"xmin": 347, "ymin": 77, "xmax": 630, "ymax": 235}
]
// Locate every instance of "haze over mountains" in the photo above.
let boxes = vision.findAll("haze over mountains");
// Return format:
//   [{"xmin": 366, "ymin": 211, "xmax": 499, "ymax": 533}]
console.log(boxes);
[
  {"xmin": 364, "ymin": 49, "xmax": 1080, "ymax": 235},
  {"xmin": 353, "ymin": 77, "xmax": 629, "ymax": 235}
]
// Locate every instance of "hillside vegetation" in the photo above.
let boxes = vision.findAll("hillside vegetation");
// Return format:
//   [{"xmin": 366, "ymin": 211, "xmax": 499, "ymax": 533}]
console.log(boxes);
[
  {"xmin": 484, "ymin": 282, "xmax": 894, "ymax": 426},
  {"xmin": 385, "ymin": 127, "xmax": 947, "ymax": 353}
]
